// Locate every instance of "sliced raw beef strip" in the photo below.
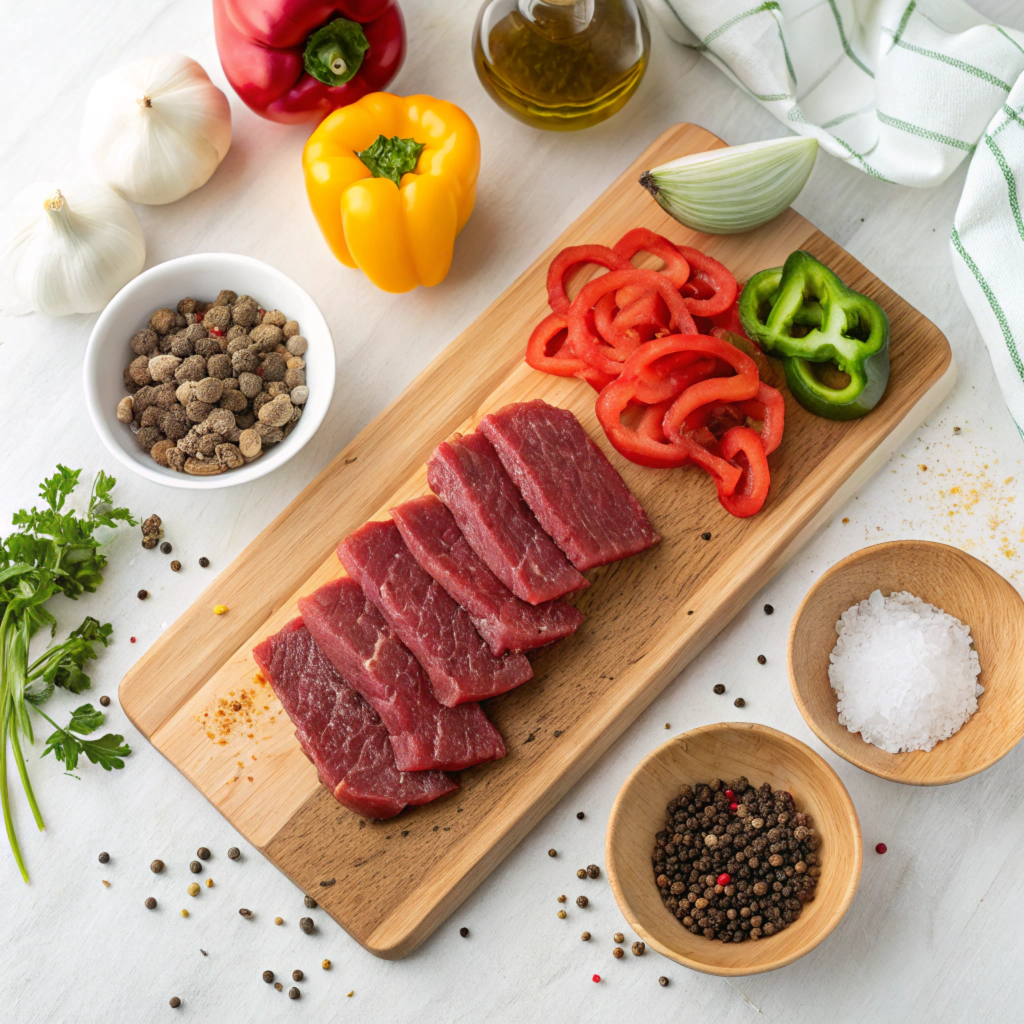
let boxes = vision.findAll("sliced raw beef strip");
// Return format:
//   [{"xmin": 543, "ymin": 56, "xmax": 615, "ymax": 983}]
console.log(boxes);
[
  {"xmin": 391, "ymin": 495, "xmax": 583, "ymax": 657},
  {"xmin": 299, "ymin": 578, "xmax": 505, "ymax": 771},
  {"xmin": 426, "ymin": 430, "xmax": 588, "ymax": 605},
  {"xmin": 479, "ymin": 400, "xmax": 660, "ymax": 570},
  {"xmin": 253, "ymin": 619, "xmax": 457, "ymax": 819},
  {"xmin": 338, "ymin": 519, "xmax": 533, "ymax": 706}
]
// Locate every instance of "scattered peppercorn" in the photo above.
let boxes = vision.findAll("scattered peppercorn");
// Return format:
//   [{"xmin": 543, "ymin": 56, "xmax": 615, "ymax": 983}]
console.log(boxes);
[
  {"xmin": 304, "ymin": 895, "xmax": 317, "ymax": 908},
  {"xmin": 289, "ymin": 988, "xmax": 300, "ymax": 1000},
  {"xmin": 713, "ymin": 684, "xmax": 725, "ymax": 695},
  {"xmin": 757, "ymin": 654, "xmax": 767, "ymax": 665},
  {"xmin": 199, "ymin": 557, "xmax": 210, "ymax": 568},
  {"xmin": 239, "ymin": 908, "xmax": 253, "ymax": 919},
  {"xmin": 577, "ymin": 868, "xmax": 586, "ymax": 879},
  {"xmin": 586, "ymin": 864, "xmax": 600, "ymax": 879},
  {"xmin": 292, "ymin": 970, "xmax": 304, "ymax": 982},
  {"xmin": 274, "ymin": 983, "xmax": 283, "ymax": 992},
  {"xmin": 99, "ymin": 695, "xmax": 111, "ymax": 707},
  {"xmin": 613, "ymin": 947, "xmax": 624, "ymax": 958},
  {"xmin": 300, "ymin": 917, "xmax": 314, "ymax": 934},
  {"xmin": 581, "ymin": 931, "xmax": 591, "ymax": 941},
  {"xmin": 205, "ymin": 878, "xmax": 213, "ymax": 888},
  {"xmin": 557, "ymin": 895, "xmax": 567, "ymax": 903},
  {"xmin": 875, "ymin": 843, "xmax": 887, "ymax": 854},
  {"xmin": 632, "ymin": 941, "xmax": 645, "ymax": 956},
  {"xmin": 548, "ymin": 848, "xmax": 557, "ymax": 857},
  {"xmin": 613, "ymin": 932, "xmax": 624, "ymax": 943},
  {"xmin": 146, "ymin": 897, "xmax": 157, "ymax": 909},
  {"xmin": 701, "ymin": 531, "xmax": 712, "ymax": 541},
  {"xmin": 576, "ymin": 811, "xmax": 585, "ymax": 820},
  {"xmin": 98, "ymin": 851, "xmax": 110, "ymax": 864},
  {"xmin": 459, "ymin": 927, "xmax": 469, "ymax": 938},
  {"xmin": 189, "ymin": 861, "xmax": 202, "ymax": 874},
  {"xmin": 592, "ymin": 975, "xmax": 601, "ymax": 983},
  {"xmin": 170, "ymin": 560, "xmax": 181, "ymax": 572},
  {"xmin": 764, "ymin": 604, "xmax": 774, "ymax": 615},
  {"xmin": 653, "ymin": 777, "xmax": 820, "ymax": 944},
  {"xmin": 151, "ymin": 859, "xmax": 165, "ymax": 873},
  {"xmin": 263, "ymin": 971, "xmax": 275, "ymax": 984},
  {"xmin": 188, "ymin": 882, "xmax": 200, "ymax": 897},
  {"xmin": 576, "ymin": 896, "xmax": 589, "ymax": 908},
  {"xmin": 169, "ymin": 997, "xmax": 181, "ymax": 1008},
  {"xmin": 197, "ymin": 847, "xmax": 210, "ymax": 860},
  {"xmin": 228, "ymin": 847, "xmax": 240, "ymax": 860},
  {"xmin": 322, "ymin": 960, "xmax": 331, "ymax": 970},
  {"xmin": 557, "ymin": 910, "xmax": 567, "ymax": 919},
  {"xmin": 180, "ymin": 909, "xmax": 189, "ymax": 918},
  {"xmin": 734, "ymin": 697, "xmax": 746, "ymax": 707},
  {"xmin": 659, "ymin": 976, "xmax": 669, "ymax": 987},
  {"xmin": 160, "ymin": 542, "xmax": 172, "ymax": 554},
  {"xmin": 138, "ymin": 590, "xmax": 149, "ymax": 600},
  {"xmin": 274, "ymin": 917, "xmax": 284, "ymax": 926}
]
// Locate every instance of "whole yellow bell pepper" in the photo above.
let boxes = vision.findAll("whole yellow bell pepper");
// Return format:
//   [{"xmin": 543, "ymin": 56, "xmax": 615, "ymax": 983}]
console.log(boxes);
[{"xmin": 303, "ymin": 92, "xmax": 480, "ymax": 293}]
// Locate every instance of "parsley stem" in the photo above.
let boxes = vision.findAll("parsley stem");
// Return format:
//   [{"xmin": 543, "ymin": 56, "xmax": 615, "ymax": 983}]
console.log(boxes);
[
  {"xmin": 8, "ymin": 726, "xmax": 43, "ymax": 832},
  {"xmin": 0, "ymin": 708, "xmax": 29, "ymax": 883}
]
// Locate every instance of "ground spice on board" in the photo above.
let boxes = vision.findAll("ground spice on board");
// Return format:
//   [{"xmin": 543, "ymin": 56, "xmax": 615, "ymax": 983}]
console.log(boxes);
[{"xmin": 653, "ymin": 778, "xmax": 820, "ymax": 943}]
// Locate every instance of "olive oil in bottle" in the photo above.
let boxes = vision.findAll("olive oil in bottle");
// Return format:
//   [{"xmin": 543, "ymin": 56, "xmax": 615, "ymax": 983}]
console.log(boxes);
[{"xmin": 472, "ymin": 0, "xmax": 650, "ymax": 131}]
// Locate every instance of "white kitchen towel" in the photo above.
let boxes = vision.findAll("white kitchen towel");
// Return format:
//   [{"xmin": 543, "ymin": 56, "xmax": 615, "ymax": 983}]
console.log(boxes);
[{"xmin": 649, "ymin": 0, "xmax": 1024, "ymax": 435}]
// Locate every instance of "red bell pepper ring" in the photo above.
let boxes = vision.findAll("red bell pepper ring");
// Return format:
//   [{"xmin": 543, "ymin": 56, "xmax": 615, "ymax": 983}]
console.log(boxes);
[
  {"xmin": 525, "ymin": 312, "xmax": 586, "ymax": 378},
  {"xmin": 594, "ymin": 291, "xmax": 667, "ymax": 349},
  {"xmin": 546, "ymin": 244, "xmax": 629, "ymax": 315},
  {"xmin": 675, "ymin": 246, "xmax": 738, "ymax": 317},
  {"xmin": 568, "ymin": 269, "xmax": 697, "ymax": 377},
  {"xmin": 595, "ymin": 376, "xmax": 691, "ymax": 469},
  {"xmin": 213, "ymin": 0, "xmax": 406, "ymax": 125},
  {"xmin": 661, "ymin": 336, "xmax": 760, "ymax": 444},
  {"xmin": 613, "ymin": 228, "xmax": 691, "ymax": 307},
  {"xmin": 715, "ymin": 426, "xmax": 771, "ymax": 518},
  {"xmin": 734, "ymin": 383, "xmax": 785, "ymax": 456},
  {"xmin": 616, "ymin": 339, "xmax": 718, "ymax": 405}
]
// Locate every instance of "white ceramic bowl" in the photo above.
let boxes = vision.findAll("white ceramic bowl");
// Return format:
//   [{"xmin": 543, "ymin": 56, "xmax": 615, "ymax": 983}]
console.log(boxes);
[{"xmin": 84, "ymin": 253, "xmax": 335, "ymax": 489}]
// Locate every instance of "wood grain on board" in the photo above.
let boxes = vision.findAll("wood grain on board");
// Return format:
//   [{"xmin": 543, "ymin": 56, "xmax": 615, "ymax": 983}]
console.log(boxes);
[{"xmin": 119, "ymin": 123, "xmax": 952, "ymax": 959}]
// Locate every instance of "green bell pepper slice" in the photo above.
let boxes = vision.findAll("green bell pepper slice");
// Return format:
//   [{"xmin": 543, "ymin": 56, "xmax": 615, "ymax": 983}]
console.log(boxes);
[{"xmin": 738, "ymin": 250, "xmax": 890, "ymax": 420}]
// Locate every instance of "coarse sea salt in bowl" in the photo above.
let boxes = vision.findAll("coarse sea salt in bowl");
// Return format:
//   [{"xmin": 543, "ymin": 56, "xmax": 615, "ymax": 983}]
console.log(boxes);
[
  {"xmin": 789, "ymin": 540, "xmax": 1024, "ymax": 786},
  {"xmin": 83, "ymin": 253, "xmax": 335, "ymax": 490}
]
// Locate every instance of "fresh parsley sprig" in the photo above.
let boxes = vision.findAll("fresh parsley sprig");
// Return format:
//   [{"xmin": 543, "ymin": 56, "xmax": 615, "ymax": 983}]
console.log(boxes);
[{"xmin": 0, "ymin": 467, "xmax": 135, "ymax": 882}]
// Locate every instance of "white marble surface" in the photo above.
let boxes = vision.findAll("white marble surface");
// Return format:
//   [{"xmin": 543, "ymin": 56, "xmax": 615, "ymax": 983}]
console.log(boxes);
[{"xmin": 3, "ymin": 1, "xmax": 1024, "ymax": 1021}]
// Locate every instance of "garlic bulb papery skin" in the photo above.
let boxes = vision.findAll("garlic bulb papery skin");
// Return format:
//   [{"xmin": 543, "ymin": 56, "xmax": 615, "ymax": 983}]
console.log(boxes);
[
  {"xmin": 81, "ymin": 54, "xmax": 232, "ymax": 205},
  {"xmin": 0, "ymin": 182, "xmax": 146, "ymax": 317}
]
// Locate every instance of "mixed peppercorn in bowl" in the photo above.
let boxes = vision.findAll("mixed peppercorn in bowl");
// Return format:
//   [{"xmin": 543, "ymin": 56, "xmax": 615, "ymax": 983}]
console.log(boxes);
[{"xmin": 84, "ymin": 253, "xmax": 335, "ymax": 489}]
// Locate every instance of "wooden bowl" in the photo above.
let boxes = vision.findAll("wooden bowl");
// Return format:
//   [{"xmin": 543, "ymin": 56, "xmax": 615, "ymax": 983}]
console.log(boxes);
[
  {"xmin": 789, "ymin": 540, "xmax": 1024, "ymax": 785},
  {"xmin": 605, "ymin": 723, "xmax": 862, "ymax": 976}
]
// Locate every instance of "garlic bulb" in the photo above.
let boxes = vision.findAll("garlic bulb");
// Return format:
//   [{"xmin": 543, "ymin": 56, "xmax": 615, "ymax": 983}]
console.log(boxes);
[
  {"xmin": 81, "ymin": 54, "xmax": 232, "ymax": 205},
  {"xmin": 0, "ymin": 182, "xmax": 146, "ymax": 317}
]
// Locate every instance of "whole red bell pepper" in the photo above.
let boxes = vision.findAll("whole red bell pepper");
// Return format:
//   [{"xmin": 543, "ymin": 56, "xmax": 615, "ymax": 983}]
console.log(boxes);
[{"xmin": 213, "ymin": 0, "xmax": 406, "ymax": 124}]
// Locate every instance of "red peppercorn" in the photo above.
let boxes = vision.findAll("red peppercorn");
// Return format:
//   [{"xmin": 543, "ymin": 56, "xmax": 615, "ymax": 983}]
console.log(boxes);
[
  {"xmin": 592, "ymin": 974, "xmax": 601, "ymax": 983},
  {"xmin": 258, "ymin": 308, "xmax": 266, "ymax": 317},
  {"xmin": 209, "ymin": 327, "xmax": 225, "ymax": 338},
  {"xmin": 729, "ymin": 802, "xmax": 738, "ymax": 813},
  {"xmin": 724, "ymin": 790, "xmax": 735, "ymax": 800},
  {"xmin": 130, "ymin": 637, "xmax": 136, "ymax": 644},
  {"xmin": 875, "ymin": 843, "xmax": 887, "ymax": 854},
  {"xmin": 256, "ymin": 366, "xmax": 265, "ymax": 377},
  {"xmin": 195, "ymin": 310, "xmax": 204, "ymax": 321},
  {"xmin": 717, "ymin": 873, "xmax": 731, "ymax": 886}
]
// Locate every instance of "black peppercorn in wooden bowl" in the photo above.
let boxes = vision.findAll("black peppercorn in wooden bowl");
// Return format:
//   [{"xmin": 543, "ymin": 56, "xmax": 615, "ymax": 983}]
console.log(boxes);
[{"xmin": 605, "ymin": 723, "xmax": 861, "ymax": 976}]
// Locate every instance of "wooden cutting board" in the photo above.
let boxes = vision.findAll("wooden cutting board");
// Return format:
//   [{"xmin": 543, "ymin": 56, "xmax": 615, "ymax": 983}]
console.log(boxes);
[{"xmin": 119, "ymin": 123, "xmax": 954, "ymax": 960}]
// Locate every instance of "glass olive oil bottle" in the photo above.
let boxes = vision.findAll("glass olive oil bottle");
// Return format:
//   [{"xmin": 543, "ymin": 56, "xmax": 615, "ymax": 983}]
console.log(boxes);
[{"xmin": 473, "ymin": 0, "xmax": 650, "ymax": 131}]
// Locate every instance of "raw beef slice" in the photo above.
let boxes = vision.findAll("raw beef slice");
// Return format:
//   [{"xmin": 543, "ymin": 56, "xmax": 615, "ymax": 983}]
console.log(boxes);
[
  {"xmin": 427, "ymin": 430, "xmax": 588, "ymax": 605},
  {"xmin": 392, "ymin": 495, "xmax": 583, "ymax": 656},
  {"xmin": 479, "ymin": 400, "xmax": 660, "ymax": 570},
  {"xmin": 253, "ymin": 619, "xmax": 456, "ymax": 819},
  {"xmin": 339, "ymin": 519, "xmax": 533, "ymax": 706},
  {"xmin": 298, "ymin": 578, "xmax": 505, "ymax": 771}
]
